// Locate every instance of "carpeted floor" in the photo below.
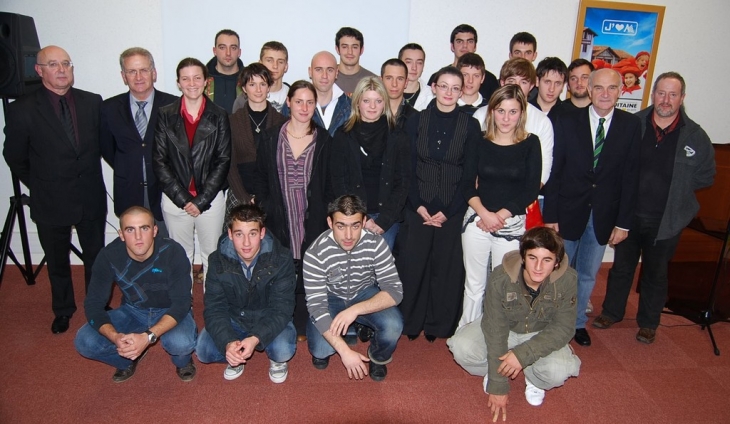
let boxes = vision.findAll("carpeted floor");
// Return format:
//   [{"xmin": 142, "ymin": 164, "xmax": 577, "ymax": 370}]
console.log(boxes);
[{"xmin": 1, "ymin": 264, "xmax": 728, "ymax": 423}]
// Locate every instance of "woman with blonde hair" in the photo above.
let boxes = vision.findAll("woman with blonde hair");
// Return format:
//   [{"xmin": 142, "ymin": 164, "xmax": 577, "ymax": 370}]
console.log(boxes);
[
  {"xmin": 331, "ymin": 76, "xmax": 410, "ymax": 250},
  {"xmin": 457, "ymin": 84, "xmax": 542, "ymax": 328}
]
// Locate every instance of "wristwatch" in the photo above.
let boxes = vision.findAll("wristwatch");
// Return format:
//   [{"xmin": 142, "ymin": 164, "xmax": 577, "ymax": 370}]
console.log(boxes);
[{"xmin": 145, "ymin": 330, "xmax": 158, "ymax": 344}]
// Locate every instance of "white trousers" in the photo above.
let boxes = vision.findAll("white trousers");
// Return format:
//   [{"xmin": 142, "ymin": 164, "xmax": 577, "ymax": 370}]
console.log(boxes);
[
  {"xmin": 161, "ymin": 191, "xmax": 226, "ymax": 287},
  {"xmin": 458, "ymin": 208, "xmax": 521, "ymax": 328}
]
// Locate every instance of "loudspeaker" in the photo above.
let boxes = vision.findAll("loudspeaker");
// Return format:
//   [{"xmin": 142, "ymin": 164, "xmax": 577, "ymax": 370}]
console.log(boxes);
[{"xmin": 0, "ymin": 12, "xmax": 41, "ymax": 98}]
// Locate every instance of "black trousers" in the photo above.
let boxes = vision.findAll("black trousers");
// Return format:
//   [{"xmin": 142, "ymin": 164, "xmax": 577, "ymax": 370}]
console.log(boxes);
[
  {"xmin": 397, "ymin": 208, "xmax": 465, "ymax": 338},
  {"xmin": 601, "ymin": 215, "xmax": 682, "ymax": 329},
  {"xmin": 36, "ymin": 217, "xmax": 106, "ymax": 317}
]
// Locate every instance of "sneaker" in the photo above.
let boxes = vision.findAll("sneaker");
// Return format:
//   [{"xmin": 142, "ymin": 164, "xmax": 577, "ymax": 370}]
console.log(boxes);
[
  {"xmin": 176, "ymin": 360, "xmax": 197, "ymax": 382},
  {"xmin": 636, "ymin": 328, "xmax": 656, "ymax": 344},
  {"xmin": 369, "ymin": 362, "xmax": 388, "ymax": 382},
  {"xmin": 586, "ymin": 300, "xmax": 593, "ymax": 314},
  {"xmin": 112, "ymin": 349, "xmax": 147, "ymax": 383},
  {"xmin": 525, "ymin": 380, "xmax": 545, "ymax": 406},
  {"xmin": 312, "ymin": 356, "xmax": 330, "ymax": 370},
  {"xmin": 269, "ymin": 360, "xmax": 289, "ymax": 383},
  {"xmin": 223, "ymin": 364, "xmax": 244, "ymax": 380}
]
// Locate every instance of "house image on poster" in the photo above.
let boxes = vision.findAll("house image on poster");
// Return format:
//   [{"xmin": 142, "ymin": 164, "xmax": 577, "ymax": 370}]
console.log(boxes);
[{"xmin": 579, "ymin": 27, "xmax": 598, "ymax": 61}]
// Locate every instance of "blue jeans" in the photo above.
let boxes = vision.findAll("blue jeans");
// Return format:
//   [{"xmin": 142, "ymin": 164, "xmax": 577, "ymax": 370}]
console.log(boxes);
[
  {"xmin": 74, "ymin": 304, "xmax": 197, "ymax": 370},
  {"xmin": 368, "ymin": 213, "xmax": 400, "ymax": 251},
  {"xmin": 563, "ymin": 213, "xmax": 606, "ymax": 329},
  {"xmin": 195, "ymin": 320, "xmax": 297, "ymax": 363},
  {"xmin": 306, "ymin": 285, "xmax": 404, "ymax": 364}
]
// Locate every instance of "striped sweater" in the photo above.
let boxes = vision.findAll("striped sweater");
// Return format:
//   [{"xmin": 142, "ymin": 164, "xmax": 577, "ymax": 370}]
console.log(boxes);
[{"xmin": 303, "ymin": 229, "xmax": 403, "ymax": 334}]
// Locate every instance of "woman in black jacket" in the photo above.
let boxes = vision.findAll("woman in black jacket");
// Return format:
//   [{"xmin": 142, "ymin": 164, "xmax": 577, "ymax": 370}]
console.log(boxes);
[
  {"xmin": 248, "ymin": 80, "xmax": 333, "ymax": 337},
  {"xmin": 331, "ymin": 76, "xmax": 410, "ymax": 250},
  {"xmin": 153, "ymin": 57, "xmax": 231, "ymax": 285}
]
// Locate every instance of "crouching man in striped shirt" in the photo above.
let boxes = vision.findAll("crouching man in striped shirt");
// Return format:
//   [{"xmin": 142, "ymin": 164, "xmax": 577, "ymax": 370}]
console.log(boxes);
[{"xmin": 303, "ymin": 195, "xmax": 404, "ymax": 381}]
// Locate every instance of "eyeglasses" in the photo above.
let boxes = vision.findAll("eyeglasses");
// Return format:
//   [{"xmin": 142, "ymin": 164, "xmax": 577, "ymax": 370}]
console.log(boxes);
[
  {"xmin": 37, "ymin": 61, "xmax": 73, "ymax": 70},
  {"xmin": 124, "ymin": 68, "xmax": 153, "ymax": 77},
  {"xmin": 436, "ymin": 84, "xmax": 462, "ymax": 94}
]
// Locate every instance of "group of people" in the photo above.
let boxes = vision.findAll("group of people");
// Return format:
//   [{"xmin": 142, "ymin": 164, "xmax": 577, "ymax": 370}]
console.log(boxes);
[{"xmin": 2, "ymin": 22, "xmax": 716, "ymax": 421}]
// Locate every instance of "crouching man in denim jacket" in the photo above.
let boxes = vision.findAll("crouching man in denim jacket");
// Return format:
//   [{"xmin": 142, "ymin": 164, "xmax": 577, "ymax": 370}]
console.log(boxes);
[{"xmin": 447, "ymin": 227, "xmax": 581, "ymax": 421}]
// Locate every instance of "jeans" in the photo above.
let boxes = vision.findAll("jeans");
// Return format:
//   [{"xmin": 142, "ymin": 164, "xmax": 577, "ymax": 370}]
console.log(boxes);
[
  {"xmin": 307, "ymin": 285, "xmax": 404, "ymax": 364},
  {"xmin": 368, "ymin": 213, "xmax": 400, "ymax": 252},
  {"xmin": 195, "ymin": 320, "xmax": 297, "ymax": 364},
  {"xmin": 74, "ymin": 304, "xmax": 197, "ymax": 370},
  {"xmin": 602, "ymin": 215, "xmax": 681, "ymax": 329},
  {"xmin": 563, "ymin": 213, "xmax": 606, "ymax": 329}
]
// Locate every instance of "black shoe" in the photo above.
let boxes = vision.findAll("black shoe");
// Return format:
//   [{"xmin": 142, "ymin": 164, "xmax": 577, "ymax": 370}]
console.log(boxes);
[
  {"xmin": 407, "ymin": 334, "xmax": 419, "ymax": 341},
  {"xmin": 343, "ymin": 334, "xmax": 358, "ymax": 346},
  {"xmin": 176, "ymin": 360, "xmax": 197, "ymax": 382},
  {"xmin": 424, "ymin": 334, "xmax": 436, "ymax": 343},
  {"xmin": 357, "ymin": 325, "xmax": 374, "ymax": 343},
  {"xmin": 113, "ymin": 349, "xmax": 148, "ymax": 383},
  {"xmin": 312, "ymin": 356, "xmax": 330, "ymax": 370},
  {"xmin": 369, "ymin": 362, "xmax": 388, "ymax": 381},
  {"xmin": 573, "ymin": 328, "xmax": 591, "ymax": 346},
  {"xmin": 51, "ymin": 315, "xmax": 71, "ymax": 334}
]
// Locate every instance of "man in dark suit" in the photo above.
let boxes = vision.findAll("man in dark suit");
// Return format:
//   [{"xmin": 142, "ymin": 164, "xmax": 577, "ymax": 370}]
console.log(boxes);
[
  {"xmin": 543, "ymin": 68, "xmax": 641, "ymax": 347},
  {"xmin": 100, "ymin": 47, "xmax": 176, "ymax": 236},
  {"xmin": 3, "ymin": 45, "xmax": 107, "ymax": 334}
]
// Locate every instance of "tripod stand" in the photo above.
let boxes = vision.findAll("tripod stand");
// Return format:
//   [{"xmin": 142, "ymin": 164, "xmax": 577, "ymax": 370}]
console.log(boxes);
[{"xmin": 697, "ymin": 218, "xmax": 730, "ymax": 356}]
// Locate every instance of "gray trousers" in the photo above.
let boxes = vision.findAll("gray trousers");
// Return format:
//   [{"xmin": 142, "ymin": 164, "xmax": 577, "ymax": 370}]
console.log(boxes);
[{"xmin": 447, "ymin": 319, "xmax": 581, "ymax": 391}]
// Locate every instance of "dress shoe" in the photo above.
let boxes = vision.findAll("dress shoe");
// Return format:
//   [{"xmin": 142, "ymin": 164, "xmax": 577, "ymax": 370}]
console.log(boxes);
[
  {"xmin": 636, "ymin": 328, "xmax": 656, "ymax": 344},
  {"xmin": 357, "ymin": 324, "xmax": 374, "ymax": 343},
  {"xmin": 296, "ymin": 334, "xmax": 307, "ymax": 342},
  {"xmin": 369, "ymin": 362, "xmax": 388, "ymax": 381},
  {"xmin": 424, "ymin": 334, "xmax": 436, "ymax": 343},
  {"xmin": 407, "ymin": 334, "xmax": 419, "ymax": 341},
  {"xmin": 51, "ymin": 315, "xmax": 71, "ymax": 334},
  {"xmin": 573, "ymin": 328, "xmax": 591, "ymax": 346},
  {"xmin": 592, "ymin": 314, "xmax": 617, "ymax": 329},
  {"xmin": 312, "ymin": 356, "xmax": 330, "ymax": 370}
]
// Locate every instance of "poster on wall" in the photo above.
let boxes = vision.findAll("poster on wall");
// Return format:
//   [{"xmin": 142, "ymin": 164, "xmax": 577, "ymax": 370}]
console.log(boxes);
[{"xmin": 572, "ymin": 0, "xmax": 665, "ymax": 113}]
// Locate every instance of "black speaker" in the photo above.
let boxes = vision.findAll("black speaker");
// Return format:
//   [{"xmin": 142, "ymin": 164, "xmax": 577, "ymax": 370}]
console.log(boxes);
[{"xmin": 0, "ymin": 12, "xmax": 41, "ymax": 98}]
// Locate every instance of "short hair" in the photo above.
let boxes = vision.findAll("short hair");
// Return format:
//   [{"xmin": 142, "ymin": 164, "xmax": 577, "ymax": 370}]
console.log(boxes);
[
  {"xmin": 380, "ymin": 58, "xmax": 407, "ymax": 77},
  {"xmin": 519, "ymin": 227, "xmax": 566, "ymax": 268},
  {"xmin": 119, "ymin": 47, "xmax": 155, "ymax": 71},
  {"xmin": 568, "ymin": 58, "xmax": 594, "ymax": 73},
  {"xmin": 432, "ymin": 65, "xmax": 464, "ymax": 87},
  {"xmin": 238, "ymin": 63, "xmax": 272, "ymax": 88},
  {"xmin": 259, "ymin": 41, "xmax": 288, "ymax": 61},
  {"xmin": 287, "ymin": 80, "xmax": 318, "ymax": 135},
  {"xmin": 344, "ymin": 76, "xmax": 395, "ymax": 132},
  {"xmin": 653, "ymin": 71, "xmax": 686, "ymax": 95},
  {"xmin": 214, "ymin": 29, "xmax": 240, "ymax": 45},
  {"xmin": 119, "ymin": 206, "xmax": 154, "ymax": 228},
  {"xmin": 398, "ymin": 43, "xmax": 426, "ymax": 61},
  {"xmin": 485, "ymin": 84, "xmax": 529, "ymax": 144},
  {"xmin": 328, "ymin": 194, "xmax": 367, "ymax": 219},
  {"xmin": 509, "ymin": 32, "xmax": 537, "ymax": 52},
  {"xmin": 176, "ymin": 57, "xmax": 208, "ymax": 81},
  {"xmin": 450, "ymin": 24, "xmax": 477, "ymax": 44},
  {"xmin": 499, "ymin": 58, "xmax": 536, "ymax": 85},
  {"xmin": 535, "ymin": 57, "xmax": 568, "ymax": 81},
  {"xmin": 456, "ymin": 53, "xmax": 485, "ymax": 74},
  {"xmin": 227, "ymin": 204, "xmax": 266, "ymax": 230},
  {"xmin": 335, "ymin": 27, "xmax": 364, "ymax": 48}
]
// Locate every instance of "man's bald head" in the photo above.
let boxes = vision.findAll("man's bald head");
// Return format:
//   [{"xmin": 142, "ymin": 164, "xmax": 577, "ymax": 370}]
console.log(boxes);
[
  {"xmin": 309, "ymin": 51, "xmax": 338, "ymax": 93},
  {"xmin": 35, "ymin": 45, "xmax": 74, "ymax": 95}
]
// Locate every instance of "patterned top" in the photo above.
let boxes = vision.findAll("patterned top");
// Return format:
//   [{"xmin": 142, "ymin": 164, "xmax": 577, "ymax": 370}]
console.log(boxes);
[{"xmin": 276, "ymin": 122, "xmax": 317, "ymax": 259}]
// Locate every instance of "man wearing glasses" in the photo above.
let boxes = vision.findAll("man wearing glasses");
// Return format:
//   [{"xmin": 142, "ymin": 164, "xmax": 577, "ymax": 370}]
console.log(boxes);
[
  {"xmin": 4, "ymin": 45, "xmax": 107, "ymax": 334},
  {"xmin": 100, "ymin": 47, "xmax": 176, "ymax": 237}
]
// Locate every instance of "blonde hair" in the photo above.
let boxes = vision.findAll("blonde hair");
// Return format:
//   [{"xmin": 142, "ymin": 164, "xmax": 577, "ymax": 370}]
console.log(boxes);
[
  {"xmin": 484, "ymin": 84, "xmax": 529, "ymax": 143},
  {"xmin": 343, "ymin": 76, "xmax": 395, "ymax": 132}
]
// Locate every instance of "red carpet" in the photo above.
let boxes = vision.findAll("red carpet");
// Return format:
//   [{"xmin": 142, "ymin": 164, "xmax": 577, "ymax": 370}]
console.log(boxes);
[{"xmin": 1, "ymin": 265, "xmax": 729, "ymax": 423}]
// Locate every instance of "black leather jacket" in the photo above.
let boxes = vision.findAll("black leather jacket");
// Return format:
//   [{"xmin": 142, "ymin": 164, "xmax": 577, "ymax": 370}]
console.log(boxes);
[{"xmin": 152, "ymin": 96, "xmax": 231, "ymax": 212}]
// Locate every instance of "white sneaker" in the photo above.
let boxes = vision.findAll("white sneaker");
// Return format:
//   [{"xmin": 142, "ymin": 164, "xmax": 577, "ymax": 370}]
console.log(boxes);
[
  {"xmin": 525, "ymin": 380, "xmax": 545, "ymax": 406},
  {"xmin": 269, "ymin": 360, "xmax": 288, "ymax": 383},
  {"xmin": 223, "ymin": 364, "xmax": 244, "ymax": 381},
  {"xmin": 586, "ymin": 300, "xmax": 594, "ymax": 314},
  {"xmin": 482, "ymin": 374, "xmax": 489, "ymax": 393}
]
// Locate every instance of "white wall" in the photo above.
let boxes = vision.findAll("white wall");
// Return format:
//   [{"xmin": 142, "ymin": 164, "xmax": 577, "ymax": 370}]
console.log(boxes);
[{"xmin": 1, "ymin": 0, "xmax": 728, "ymax": 263}]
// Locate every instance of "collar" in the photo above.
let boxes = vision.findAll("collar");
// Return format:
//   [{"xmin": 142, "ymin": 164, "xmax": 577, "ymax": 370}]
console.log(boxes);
[
  {"xmin": 129, "ymin": 90, "xmax": 155, "ymax": 109},
  {"xmin": 181, "ymin": 96, "xmax": 206, "ymax": 124},
  {"xmin": 650, "ymin": 109, "xmax": 683, "ymax": 143}
]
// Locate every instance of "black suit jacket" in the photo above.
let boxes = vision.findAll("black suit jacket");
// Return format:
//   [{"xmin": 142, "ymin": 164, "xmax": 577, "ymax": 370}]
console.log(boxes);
[
  {"xmin": 3, "ymin": 86, "xmax": 106, "ymax": 226},
  {"xmin": 100, "ymin": 89, "xmax": 177, "ymax": 220},
  {"xmin": 543, "ymin": 107, "xmax": 641, "ymax": 245}
]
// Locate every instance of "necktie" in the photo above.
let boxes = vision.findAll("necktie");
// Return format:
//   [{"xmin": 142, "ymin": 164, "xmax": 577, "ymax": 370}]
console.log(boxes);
[
  {"xmin": 59, "ymin": 97, "xmax": 76, "ymax": 145},
  {"xmin": 135, "ymin": 100, "xmax": 148, "ymax": 138},
  {"xmin": 593, "ymin": 117, "xmax": 606, "ymax": 168}
]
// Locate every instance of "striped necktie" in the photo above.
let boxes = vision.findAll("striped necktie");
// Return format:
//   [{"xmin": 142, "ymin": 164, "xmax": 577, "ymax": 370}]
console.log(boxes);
[
  {"xmin": 593, "ymin": 117, "xmax": 606, "ymax": 168},
  {"xmin": 135, "ymin": 100, "xmax": 148, "ymax": 138}
]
